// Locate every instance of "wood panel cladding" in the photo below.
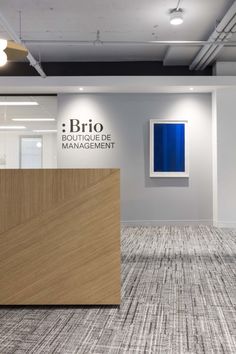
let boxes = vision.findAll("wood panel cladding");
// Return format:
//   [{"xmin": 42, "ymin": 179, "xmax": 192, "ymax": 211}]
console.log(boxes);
[{"xmin": 0, "ymin": 169, "xmax": 120, "ymax": 305}]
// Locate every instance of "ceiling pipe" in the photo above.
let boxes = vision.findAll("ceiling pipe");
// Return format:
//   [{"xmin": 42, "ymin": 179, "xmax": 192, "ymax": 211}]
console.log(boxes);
[
  {"xmin": 23, "ymin": 39, "xmax": 236, "ymax": 47},
  {"xmin": 190, "ymin": 1, "xmax": 236, "ymax": 71},
  {"xmin": 194, "ymin": 44, "xmax": 223, "ymax": 71},
  {"xmin": 194, "ymin": 22, "xmax": 235, "ymax": 70},
  {"xmin": 0, "ymin": 11, "xmax": 46, "ymax": 78},
  {"xmin": 194, "ymin": 18, "xmax": 235, "ymax": 70}
]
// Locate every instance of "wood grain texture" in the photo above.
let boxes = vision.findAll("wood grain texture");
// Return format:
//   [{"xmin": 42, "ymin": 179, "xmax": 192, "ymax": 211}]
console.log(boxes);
[
  {"xmin": 0, "ymin": 169, "xmax": 120, "ymax": 305},
  {"xmin": 5, "ymin": 41, "xmax": 28, "ymax": 60}
]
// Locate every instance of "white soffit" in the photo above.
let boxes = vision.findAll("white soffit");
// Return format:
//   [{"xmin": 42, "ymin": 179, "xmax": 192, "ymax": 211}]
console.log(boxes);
[{"xmin": 0, "ymin": 76, "xmax": 236, "ymax": 93}]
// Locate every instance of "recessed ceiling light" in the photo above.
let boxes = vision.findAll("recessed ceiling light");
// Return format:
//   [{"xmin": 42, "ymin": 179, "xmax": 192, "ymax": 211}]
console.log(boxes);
[
  {"xmin": 170, "ymin": 9, "xmax": 184, "ymax": 26},
  {"xmin": 79, "ymin": 87, "xmax": 84, "ymax": 91},
  {"xmin": 0, "ymin": 101, "xmax": 38, "ymax": 106},
  {"xmin": 0, "ymin": 125, "xmax": 26, "ymax": 130},
  {"xmin": 33, "ymin": 130, "xmax": 57, "ymax": 133},
  {"xmin": 12, "ymin": 118, "xmax": 55, "ymax": 122},
  {"xmin": 189, "ymin": 87, "xmax": 194, "ymax": 91}
]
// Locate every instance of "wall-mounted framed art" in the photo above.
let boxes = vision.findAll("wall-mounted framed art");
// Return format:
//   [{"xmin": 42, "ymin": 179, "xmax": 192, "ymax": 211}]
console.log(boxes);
[{"xmin": 150, "ymin": 120, "xmax": 189, "ymax": 178}]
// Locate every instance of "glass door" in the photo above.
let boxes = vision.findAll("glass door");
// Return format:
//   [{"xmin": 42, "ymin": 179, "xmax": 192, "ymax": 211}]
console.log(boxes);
[{"xmin": 20, "ymin": 136, "xmax": 42, "ymax": 168}]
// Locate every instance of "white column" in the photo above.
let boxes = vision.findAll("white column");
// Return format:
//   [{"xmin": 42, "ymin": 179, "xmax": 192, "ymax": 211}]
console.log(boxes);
[{"xmin": 213, "ymin": 88, "xmax": 236, "ymax": 227}]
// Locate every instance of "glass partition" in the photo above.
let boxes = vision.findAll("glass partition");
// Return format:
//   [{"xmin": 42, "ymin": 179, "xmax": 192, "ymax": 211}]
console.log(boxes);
[{"xmin": 0, "ymin": 96, "xmax": 57, "ymax": 168}]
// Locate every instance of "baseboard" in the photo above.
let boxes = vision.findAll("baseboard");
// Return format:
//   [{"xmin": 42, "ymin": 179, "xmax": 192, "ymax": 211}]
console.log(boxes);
[
  {"xmin": 214, "ymin": 221, "xmax": 236, "ymax": 228},
  {"xmin": 121, "ymin": 219, "xmax": 213, "ymax": 227}
]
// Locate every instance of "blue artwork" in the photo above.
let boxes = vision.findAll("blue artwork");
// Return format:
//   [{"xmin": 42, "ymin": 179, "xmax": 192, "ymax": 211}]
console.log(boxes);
[
  {"xmin": 150, "ymin": 120, "xmax": 188, "ymax": 177},
  {"xmin": 153, "ymin": 123, "xmax": 185, "ymax": 172}
]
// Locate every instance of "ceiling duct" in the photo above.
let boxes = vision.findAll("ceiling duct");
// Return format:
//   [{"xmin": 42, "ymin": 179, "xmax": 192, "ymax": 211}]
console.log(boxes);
[
  {"xmin": 23, "ymin": 39, "xmax": 236, "ymax": 47},
  {"xmin": 190, "ymin": 1, "xmax": 236, "ymax": 71}
]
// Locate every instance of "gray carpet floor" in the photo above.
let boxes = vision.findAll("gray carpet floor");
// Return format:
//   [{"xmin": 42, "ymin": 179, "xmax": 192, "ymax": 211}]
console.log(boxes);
[{"xmin": 0, "ymin": 226, "xmax": 236, "ymax": 354}]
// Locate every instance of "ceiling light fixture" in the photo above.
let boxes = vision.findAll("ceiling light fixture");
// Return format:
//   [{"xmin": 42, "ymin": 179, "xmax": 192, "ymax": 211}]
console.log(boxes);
[
  {"xmin": 189, "ymin": 87, "xmax": 194, "ymax": 91},
  {"xmin": 0, "ymin": 51, "xmax": 7, "ymax": 67},
  {"xmin": 33, "ymin": 130, "xmax": 57, "ymax": 133},
  {"xmin": 170, "ymin": 10, "xmax": 183, "ymax": 25},
  {"xmin": 12, "ymin": 118, "xmax": 55, "ymax": 122},
  {"xmin": 0, "ymin": 101, "xmax": 38, "ymax": 106},
  {"xmin": 170, "ymin": 1, "xmax": 183, "ymax": 26},
  {"xmin": 0, "ymin": 39, "xmax": 7, "ymax": 67},
  {"xmin": 0, "ymin": 39, "xmax": 7, "ymax": 50},
  {"xmin": 79, "ymin": 87, "xmax": 84, "ymax": 91},
  {"xmin": 0, "ymin": 125, "xmax": 26, "ymax": 130},
  {"xmin": 36, "ymin": 142, "xmax": 42, "ymax": 148}
]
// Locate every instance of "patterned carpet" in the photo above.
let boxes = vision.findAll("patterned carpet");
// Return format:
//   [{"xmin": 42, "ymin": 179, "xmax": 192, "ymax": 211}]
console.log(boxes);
[{"xmin": 0, "ymin": 226, "xmax": 236, "ymax": 354}]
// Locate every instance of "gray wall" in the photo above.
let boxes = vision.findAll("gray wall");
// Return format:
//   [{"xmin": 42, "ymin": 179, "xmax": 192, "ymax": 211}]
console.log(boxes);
[
  {"xmin": 58, "ymin": 93, "xmax": 212, "ymax": 224},
  {"xmin": 213, "ymin": 89, "xmax": 236, "ymax": 227}
]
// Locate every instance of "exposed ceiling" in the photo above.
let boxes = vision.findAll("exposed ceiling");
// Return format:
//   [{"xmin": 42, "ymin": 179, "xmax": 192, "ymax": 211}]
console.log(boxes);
[{"xmin": 0, "ymin": 0, "xmax": 235, "ymax": 67}]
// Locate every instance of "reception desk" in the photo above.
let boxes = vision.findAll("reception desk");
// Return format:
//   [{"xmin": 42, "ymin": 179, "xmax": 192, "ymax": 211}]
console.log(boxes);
[{"xmin": 0, "ymin": 169, "xmax": 120, "ymax": 305}]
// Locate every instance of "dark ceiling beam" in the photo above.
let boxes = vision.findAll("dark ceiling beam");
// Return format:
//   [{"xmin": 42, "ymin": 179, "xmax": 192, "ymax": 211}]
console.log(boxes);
[{"xmin": 0, "ymin": 61, "xmax": 212, "ymax": 76}]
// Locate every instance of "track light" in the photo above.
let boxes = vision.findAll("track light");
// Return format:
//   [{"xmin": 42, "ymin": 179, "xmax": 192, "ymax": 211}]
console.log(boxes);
[{"xmin": 170, "ymin": 9, "xmax": 184, "ymax": 25}]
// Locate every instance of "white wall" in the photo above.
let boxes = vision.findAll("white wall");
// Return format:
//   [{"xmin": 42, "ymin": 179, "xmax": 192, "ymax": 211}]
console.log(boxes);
[
  {"xmin": 213, "ymin": 89, "xmax": 236, "ymax": 227},
  {"xmin": 212, "ymin": 91, "xmax": 218, "ymax": 225},
  {"xmin": 58, "ymin": 93, "xmax": 213, "ymax": 225},
  {"xmin": 0, "ymin": 132, "xmax": 57, "ymax": 168},
  {"xmin": 213, "ymin": 62, "xmax": 236, "ymax": 76}
]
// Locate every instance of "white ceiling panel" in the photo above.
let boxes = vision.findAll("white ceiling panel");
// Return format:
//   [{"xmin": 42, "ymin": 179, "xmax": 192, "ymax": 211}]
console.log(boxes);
[
  {"xmin": 28, "ymin": 43, "xmax": 167, "ymax": 62},
  {"xmin": 163, "ymin": 46, "xmax": 201, "ymax": 66}
]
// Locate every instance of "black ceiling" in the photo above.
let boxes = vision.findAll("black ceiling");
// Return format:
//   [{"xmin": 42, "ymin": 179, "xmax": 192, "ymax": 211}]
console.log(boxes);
[{"xmin": 0, "ymin": 61, "xmax": 212, "ymax": 76}]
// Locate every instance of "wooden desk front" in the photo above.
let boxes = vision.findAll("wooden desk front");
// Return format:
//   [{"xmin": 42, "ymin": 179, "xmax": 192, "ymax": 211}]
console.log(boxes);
[{"xmin": 0, "ymin": 169, "xmax": 120, "ymax": 305}]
